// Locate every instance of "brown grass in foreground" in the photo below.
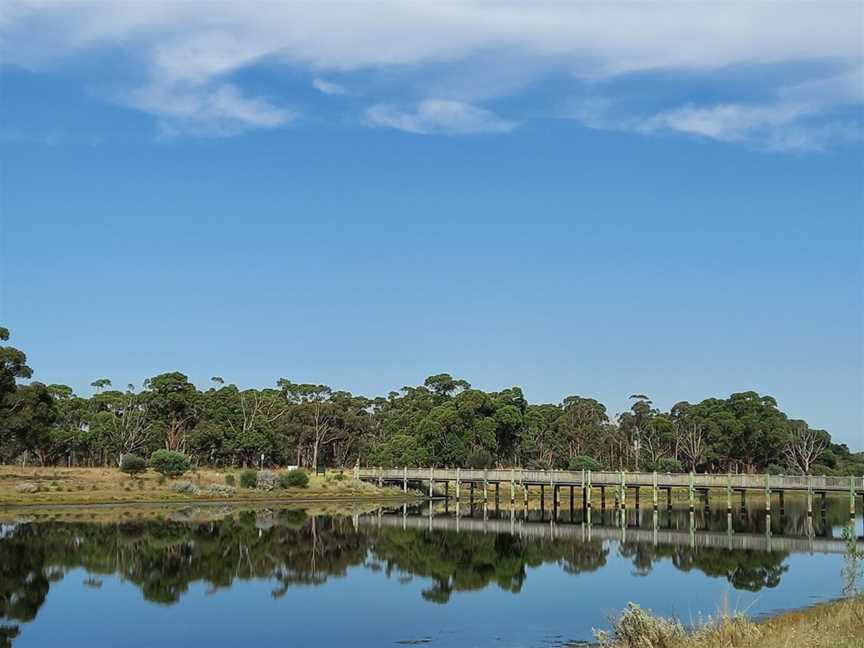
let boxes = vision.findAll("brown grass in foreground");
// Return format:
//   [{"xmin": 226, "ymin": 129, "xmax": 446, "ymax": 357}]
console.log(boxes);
[{"xmin": 593, "ymin": 596, "xmax": 864, "ymax": 648}]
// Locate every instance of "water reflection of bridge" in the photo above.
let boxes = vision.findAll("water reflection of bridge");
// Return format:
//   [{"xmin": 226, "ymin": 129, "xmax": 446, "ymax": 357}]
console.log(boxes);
[
  {"xmin": 357, "ymin": 509, "xmax": 864, "ymax": 555},
  {"xmin": 357, "ymin": 467, "xmax": 864, "ymax": 517}
]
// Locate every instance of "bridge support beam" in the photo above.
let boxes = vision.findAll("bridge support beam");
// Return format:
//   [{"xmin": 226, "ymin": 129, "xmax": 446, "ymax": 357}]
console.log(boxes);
[{"xmin": 666, "ymin": 487, "xmax": 672, "ymax": 511}]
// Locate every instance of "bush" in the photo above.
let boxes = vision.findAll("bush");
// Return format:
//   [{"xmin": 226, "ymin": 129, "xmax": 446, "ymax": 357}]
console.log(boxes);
[
  {"xmin": 766, "ymin": 463, "xmax": 785, "ymax": 475},
  {"xmin": 256, "ymin": 470, "xmax": 280, "ymax": 491},
  {"xmin": 239, "ymin": 469, "xmax": 257, "ymax": 489},
  {"xmin": 594, "ymin": 603, "xmax": 686, "ymax": 648},
  {"xmin": 651, "ymin": 458, "xmax": 684, "ymax": 474},
  {"xmin": 224, "ymin": 474, "xmax": 236, "ymax": 486},
  {"xmin": 149, "ymin": 450, "xmax": 191, "ymax": 478},
  {"xmin": 120, "ymin": 453, "xmax": 147, "ymax": 476},
  {"xmin": 281, "ymin": 470, "xmax": 309, "ymax": 488},
  {"xmin": 466, "ymin": 449, "xmax": 494, "ymax": 468},
  {"xmin": 568, "ymin": 455, "xmax": 601, "ymax": 471},
  {"xmin": 169, "ymin": 481, "xmax": 199, "ymax": 495}
]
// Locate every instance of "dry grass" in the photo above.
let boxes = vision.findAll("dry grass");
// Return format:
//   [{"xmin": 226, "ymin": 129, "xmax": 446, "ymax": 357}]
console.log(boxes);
[
  {"xmin": 0, "ymin": 465, "xmax": 416, "ymax": 506},
  {"xmin": 595, "ymin": 596, "xmax": 864, "ymax": 648}
]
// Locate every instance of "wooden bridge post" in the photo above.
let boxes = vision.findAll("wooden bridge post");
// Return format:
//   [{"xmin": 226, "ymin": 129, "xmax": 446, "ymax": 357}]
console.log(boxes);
[
  {"xmin": 455, "ymin": 468, "xmax": 461, "ymax": 501},
  {"xmin": 354, "ymin": 463, "xmax": 360, "ymax": 481},
  {"xmin": 652, "ymin": 471, "xmax": 658, "ymax": 510},
  {"xmin": 666, "ymin": 487, "xmax": 672, "ymax": 511},
  {"xmin": 483, "ymin": 470, "xmax": 488, "ymax": 503},
  {"xmin": 806, "ymin": 475, "xmax": 813, "ymax": 516},
  {"xmin": 570, "ymin": 484, "xmax": 575, "ymax": 515},
  {"xmin": 403, "ymin": 466, "xmax": 408, "ymax": 493},
  {"xmin": 726, "ymin": 473, "xmax": 732, "ymax": 513},
  {"xmin": 851, "ymin": 476, "xmax": 857, "ymax": 519},
  {"xmin": 510, "ymin": 469, "xmax": 515, "ymax": 504},
  {"xmin": 378, "ymin": 467, "xmax": 383, "ymax": 488},
  {"xmin": 620, "ymin": 471, "xmax": 626, "ymax": 511},
  {"xmin": 495, "ymin": 482, "xmax": 500, "ymax": 508},
  {"xmin": 540, "ymin": 484, "xmax": 545, "ymax": 512},
  {"xmin": 586, "ymin": 470, "xmax": 593, "ymax": 510},
  {"xmin": 429, "ymin": 467, "xmax": 434, "ymax": 498},
  {"xmin": 765, "ymin": 473, "xmax": 771, "ymax": 514},
  {"xmin": 581, "ymin": 469, "xmax": 587, "ymax": 509},
  {"xmin": 523, "ymin": 481, "xmax": 529, "ymax": 510},
  {"xmin": 601, "ymin": 485, "xmax": 606, "ymax": 510},
  {"xmin": 634, "ymin": 486, "xmax": 640, "ymax": 510},
  {"xmin": 688, "ymin": 472, "xmax": 695, "ymax": 512}
]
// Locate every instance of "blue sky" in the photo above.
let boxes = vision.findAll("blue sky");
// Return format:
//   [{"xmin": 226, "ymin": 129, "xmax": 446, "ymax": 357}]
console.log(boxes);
[{"xmin": 1, "ymin": 3, "xmax": 862, "ymax": 448}]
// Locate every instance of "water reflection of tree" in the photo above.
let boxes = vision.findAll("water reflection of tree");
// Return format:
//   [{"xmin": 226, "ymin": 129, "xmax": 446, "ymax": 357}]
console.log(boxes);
[
  {"xmin": 0, "ymin": 509, "xmax": 815, "ymax": 643},
  {"xmin": 0, "ymin": 525, "xmax": 50, "ymax": 648},
  {"xmin": 616, "ymin": 541, "xmax": 789, "ymax": 592},
  {"xmin": 369, "ymin": 529, "xmax": 609, "ymax": 603}
]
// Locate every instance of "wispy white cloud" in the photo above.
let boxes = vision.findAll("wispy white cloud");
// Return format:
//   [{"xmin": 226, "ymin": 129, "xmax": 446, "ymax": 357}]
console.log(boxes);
[
  {"xmin": 122, "ymin": 82, "xmax": 295, "ymax": 136},
  {"xmin": 312, "ymin": 78, "xmax": 348, "ymax": 96},
  {"xmin": 569, "ymin": 66, "xmax": 864, "ymax": 151},
  {"xmin": 1, "ymin": 2, "xmax": 862, "ymax": 143},
  {"xmin": 365, "ymin": 100, "xmax": 514, "ymax": 135}
]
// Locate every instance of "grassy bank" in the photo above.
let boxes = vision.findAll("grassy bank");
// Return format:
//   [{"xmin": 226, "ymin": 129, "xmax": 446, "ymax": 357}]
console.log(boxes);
[
  {"xmin": 594, "ymin": 596, "xmax": 864, "ymax": 648},
  {"xmin": 0, "ymin": 465, "xmax": 417, "ymax": 506}
]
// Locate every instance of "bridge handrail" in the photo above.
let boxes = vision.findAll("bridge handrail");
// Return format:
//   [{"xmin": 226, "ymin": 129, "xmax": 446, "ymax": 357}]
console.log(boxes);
[{"xmin": 355, "ymin": 467, "xmax": 864, "ymax": 492}]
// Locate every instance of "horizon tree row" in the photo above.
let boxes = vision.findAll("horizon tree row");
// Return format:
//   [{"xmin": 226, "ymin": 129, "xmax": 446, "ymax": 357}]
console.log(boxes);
[{"xmin": 1, "ymin": 328, "xmax": 860, "ymax": 475}]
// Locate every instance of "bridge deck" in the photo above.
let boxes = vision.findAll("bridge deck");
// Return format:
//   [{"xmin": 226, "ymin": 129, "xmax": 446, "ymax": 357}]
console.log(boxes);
[{"xmin": 357, "ymin": 467, "xmax": 864, "ymax": 494}]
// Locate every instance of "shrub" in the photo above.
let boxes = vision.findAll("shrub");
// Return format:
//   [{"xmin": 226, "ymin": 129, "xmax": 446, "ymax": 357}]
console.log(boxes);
[
  {"xmin": 466, "ymin": 449, "xmax": 494, "ymax": 468},
  {"xmin": 594, "ymin": 603, "xmax": 686, "ymax": 648},
  {"xmin": 766, "ymin": 463, "xmax": 785, "ymax": 475},
  {"xmin": 281, "ymin": 470, "xmax": 309, "ymax": 488},
  {"xmin": 568, "ymin": 455, "xmax": 601, "ymax": 471},
  {"xmin": 120, "ymin": 454, "xmax": 147, "ymax": 476},
  {"xmin": 224, "ymin": 474, "xmax": 236, "ymax": 486},
  {"xmin": 651, "ymin": 458, "xmax": 684, "ymax": 474},
  {"xmin": 256, "ymin": 470, "xmax": 280, "ymax": 491},
  {"xmin": 149, "ymin": 450, "xmax": 191, "ymax": 478},
  {"xmin": 169, "ymin": 481, "xmax": 199, "ymax": 494},
  {"xmin": 206, "ymin": 484, "xmax": 236, "ymax": 497},
  {"xmin": 239, "ymin": 469, "xmax": 257, "ymax": 489},
  {"xmin": 157, "ymin": 474, "xmax": 166, "ymax": 485},
  {"xmin": 333, "ymin": 471, "xmax": 345, "ymax": 481}
]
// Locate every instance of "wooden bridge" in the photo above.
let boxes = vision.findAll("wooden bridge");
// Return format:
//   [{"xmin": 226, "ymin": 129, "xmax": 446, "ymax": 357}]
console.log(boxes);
[
  {"xmin": 358, "ymin": 508, "xmax": 864, "ymax": 555},
  {"xmin": 356, "ymin": 467, "xmax": 864, "ymax": 516}
]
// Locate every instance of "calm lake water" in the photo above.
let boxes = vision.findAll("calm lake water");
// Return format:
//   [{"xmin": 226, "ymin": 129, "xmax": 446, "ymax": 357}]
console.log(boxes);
[{"xmin": 2, "ymin": 497, "xmax": 861, "ymax": 648}]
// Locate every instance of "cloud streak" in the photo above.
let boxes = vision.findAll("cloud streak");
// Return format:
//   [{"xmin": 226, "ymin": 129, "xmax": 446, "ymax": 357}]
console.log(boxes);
[
  {"xmin": 1, "ymin": 2, "xmax": 862, "ymax": 143},
  {"xmin": 365, "ymin": 100, "xmax": 515, "ymax": 135}
]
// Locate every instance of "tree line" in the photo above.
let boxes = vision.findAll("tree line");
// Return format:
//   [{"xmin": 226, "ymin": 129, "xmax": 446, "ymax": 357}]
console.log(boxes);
[{"xmin": 1, "ymin": 327, "xmax": 860, "ymax": 475}]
